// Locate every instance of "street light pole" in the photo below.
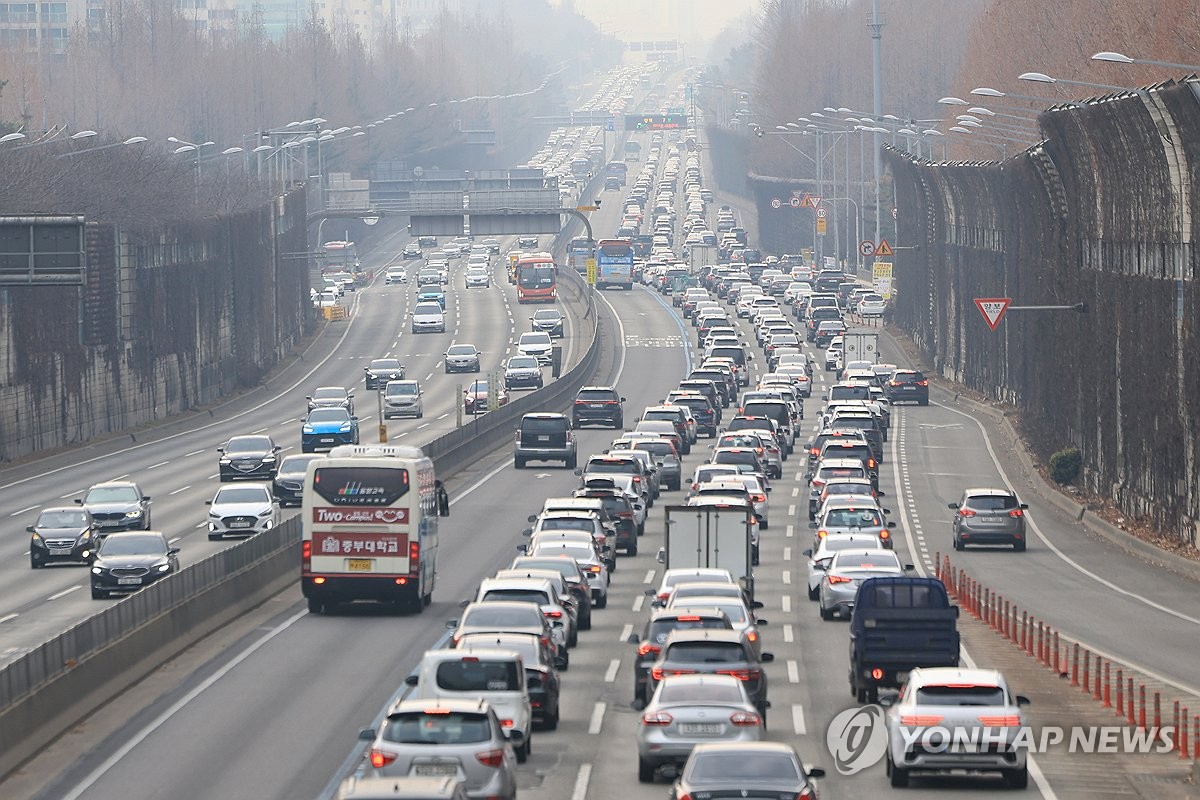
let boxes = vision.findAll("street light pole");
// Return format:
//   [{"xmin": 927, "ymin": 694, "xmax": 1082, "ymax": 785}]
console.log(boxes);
[{"xmin": 868, "ymin": 0, "xmax": 884, "ymax": 245}]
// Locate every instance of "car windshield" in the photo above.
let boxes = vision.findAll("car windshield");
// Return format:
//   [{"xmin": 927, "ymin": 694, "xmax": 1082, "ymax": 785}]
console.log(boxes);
[
  {"xmin": 468, "ymin": 382, "xmax": 490, "ymax": 394},
  {"xmin": 520, "ymin": 333, "xmax": 551, "ymax": 346},
  {"xmin": 37, "ymin": 510, "xmax": 90, "ymax": 528},
  {"xmin": 435, "ymin": 660, "xmax": 522, "ymax": 692},
  {"xmin": 308, "ymin": 409, "xmax": 350, "ymax": 423},
  {"xmin": 214, "ymin": 487, "xmax": 270, "ymax": 504},
  {"xmin": 369, "ymin": 359, "xmax": 401, "ymax": 370},
  {"xmin": 587, "ymin": 460, "xmax": 635, "ymax": 474},
  {"xmin": 225, "ymin": 436, "xmax": 272, "ymax": 453},
  {"xmin": 381, "ymin": 711, "xmax": 492, "ymax": 745},
  {"xmin": 713, "ymin": 451, "xmax": 757, "ymax": 466},
  {"xmin": 824, "ymin": 508, "xmax": 883, "ymax": 527},
  {"xmin": 689, "ymin": 752, "xmax": 801, "ymax": 781},
  {"xmin": 533, "ymin": 310, "xmax": 562, "ymax": 321},
  {"xmin": 312, "ymin": 389, "xmax": 346, "ymax": 400},
  {"xmin": 100, "ymin": 534, "xmax": 165, "ymax": 556},
  {"xmin": 657, "ymin": 681, "xmax": 746, "ymax": 704},
  {"xmin": 387, "ymin": 383, "xmax": 418, "ymax": 396},
  {"xmin": 279, "ymin": 455, "xmax": 321, "ymax": 474},
  {"xmin": 967, "ymin": 494, "xmax": 1019, "ymax": 511},
  {"xmin": 915, "ymin": 685, "xmax": 1007, "ymax": 706},
  {"xmin": 509, "ymin": 357, "xmax": 539, "ymax": 369},
  {"xmin": 414, "ymin": 303, "xmax": 442, "ymax": 314},
  {"xmin": 85, "ymin": 486, "xmax": 139, "ymax": 503},
  {"xmin": 447, "ymin": 345, "xmax": 477, "ymax": 356}
]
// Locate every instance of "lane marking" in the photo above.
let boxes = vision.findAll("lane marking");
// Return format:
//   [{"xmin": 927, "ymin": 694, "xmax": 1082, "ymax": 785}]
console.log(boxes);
[
  {"xmin": 587, "ymin": 702, "xmax": 605, "ymax": 735},
  {"xmin": 783, "ymin": 546, "xmax": 792, "ymax": 561},
  {"xmin": 9, "ymin": 504, "xmax": 38, "ymax": 517},
  {"xmin": 642, "ymin": 569, "xmax": 656, "ymax": 584},
  {"xmin": 791, "ymin": 487, "xmax": 799, "ymax": 497},
  {"xmin": 0, "ymin": 613, "xmax": 18, "ymax": 623},
  {"xmin": 168, "ymin": 485, "xmax": 191, "ymax": 496},
  {"xmin": 184, "ymin": 449, "xmax": 205, "ymax": 457},
  {"xmin": 783, "ymin": 623, "xmax": 794, "ymax": 643},
  {"xmin": 604, "ymin": 659, "xmax": 620, "ymax": 683},
  {"xmin": 787, "ymin": 504, "xmax": 796, "ymax": 516},
  {"xmin": 619, "ymin": 623, "xmax": 633, "ymax": 642},
  {"xmin": 781, "ymin": 595, "xmax": 792, "ymax": 612},
  {"xmin": 631, "ymin": 595, "xmax": 645, "ymax": 613},
  {"xmin": 781, "ymin": 570, "xmax": 791, "ymax": 585},
  {"xmin": 59, "ymin": 490, "xmax": 81, "ymax": 499},
  {"xmin": 792, "ymin": 704, "xmax": 807, "ymax": 735},
  {"xmin": 787, "ymin": 659, "xmax": 800, "ymax": 683},
  {"xmin": 168, "ymin": 537, "xmax": 181, "ymax": 545},
  {"xmin": 570, "ymin": 764, "xmax": 592, "ymax": 800},
  {"xmin": 48, "ymin": 586, "xmax": 81, "ymax": 601},
  {"xmin": 785, "ymin": 524, "xmax": 794, "ymax": 538}
]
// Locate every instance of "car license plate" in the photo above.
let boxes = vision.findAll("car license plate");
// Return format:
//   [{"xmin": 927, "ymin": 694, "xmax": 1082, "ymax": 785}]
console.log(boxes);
[
  {"xmin": 679, "ymin": 723, "xmax": 723, "ymax": 735},
  {"xmin": 320, "ymin": 437, "xmax": 335, "ymax": 443},
  {"xmin": 49, "ymin": 547, "xmax": 73, "ymax": 555},
  {"xmin": 347, "ymin": 559, "xmax": 372, "ymax": 572},
  {"xmin": 117, "ymin": 577, "xmax": 143, "ymax": 585},
  {"xmin": 414, "ymin": 764, "xmax": 457, "ymax": 777},
  {"xmin": 589, "ymin": 403, "xmax": 604, "ymax": 408},
  {"xmin": 536, "ymin": 435, "xmax": 550, "ymax": 442},
  {"xmin": 229, "ymin": 521, "xmax": 252, "ymax": 529}
]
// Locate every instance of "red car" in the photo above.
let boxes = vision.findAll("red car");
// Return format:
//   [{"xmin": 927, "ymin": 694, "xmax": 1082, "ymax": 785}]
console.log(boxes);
[{"xmin": 463, "ymin": 379, "xmax": 509, "ymax": 415}]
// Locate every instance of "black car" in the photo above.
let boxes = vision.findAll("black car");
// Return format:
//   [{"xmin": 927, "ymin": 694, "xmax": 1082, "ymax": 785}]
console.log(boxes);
[
  {"xmin": 77, "ymin": 481, "xmax": 152, "ymax": 535},
  {"xmin": 272, "ymin": 453, "xmax": 324, "ymax": 507},
  {"xmin": 401, "ymin": 242, "xmax": 422, "ymax": 259},
  {"xmin": 364, "ymin": 358, "xmax": 405, "ymax": 390},
  {"xmin": 572, "ymin": 386, "xmax": 625, "ymax": 429},
  {"xmin": 29, "ymin": 506, "xmax": 97, "ymax": 568},
  {"xmin": 887, "ymin": 369, "xmax": 929, "ymax": 405},
  {"xmin": 90, "ymin": 531, "xmax": 179, "ymax": 599},
  {"xmin": 514, "ymin": 412, "xmax": 576, "ymax": 469},
  {"xmin": 218, "ymin": 434, "xmax": 282, "ymax": 481},
  {"xmin": 530, "ymin": 309, "xmax": 565, "ymax": 338},
  {"xmin": 647, "ymin": 629, "xmax": 773, "ymax": 714},
  {"xmin": 628, "ymin": 608, "xmax": 734, "ymax": 704}
]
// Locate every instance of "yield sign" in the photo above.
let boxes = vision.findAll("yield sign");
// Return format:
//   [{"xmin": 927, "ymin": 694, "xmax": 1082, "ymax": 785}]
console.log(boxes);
[
  {"xmin": 803, "ymin": 194, "xmax": 822, "ymax": 209},
  {"xmin": 974, "ymin": 297, "xmax": 1012, "ymax": 330},
  {"xmin": 875, "ymin": 238, "xmax": 895, "ymax": 256}
]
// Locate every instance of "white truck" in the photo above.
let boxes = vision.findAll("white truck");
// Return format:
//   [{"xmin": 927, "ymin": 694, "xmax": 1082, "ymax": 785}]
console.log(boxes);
[
  {"xmin": 842, "ymin": 331, "xmax": 880, "ymax": 365},
  {"xmin": 657, "ymin": 503, "xmax": 756, "ymax": 603}
]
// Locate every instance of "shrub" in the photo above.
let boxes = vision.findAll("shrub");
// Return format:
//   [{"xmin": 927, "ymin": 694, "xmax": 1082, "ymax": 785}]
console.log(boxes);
[{"xmin": 1049, "ymin": 447, "xmax": 1082, "ymax": 485}]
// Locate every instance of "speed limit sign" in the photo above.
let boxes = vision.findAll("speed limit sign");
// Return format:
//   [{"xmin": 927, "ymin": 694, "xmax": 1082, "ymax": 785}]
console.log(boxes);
[
  {"xmin": 858, "ymin": 239, "xmax": 876, "ymax": 257},
  {"xmin": 770, "ymin": 197, "xmax": 781, "ymax": 209},
  {"xmin": 816, "ymin": 207, "xmax": 827, "ymax": 219}
]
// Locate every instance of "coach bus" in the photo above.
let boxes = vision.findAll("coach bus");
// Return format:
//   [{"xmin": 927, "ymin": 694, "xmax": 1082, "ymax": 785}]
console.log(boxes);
[
  {"xmin": 301, "ymin": 445, "xmax": 448, "ymax": 615},
  {"xmin": 624, "ymin": 140, "xmax": 642, "ymax": 162},
  {"xmin": 516, "ymin": 252, "xmax": 558, "ymax": 303},
  {"xmin": 596, "ymin": 239, "xmax": 635, "ymax": 290}
]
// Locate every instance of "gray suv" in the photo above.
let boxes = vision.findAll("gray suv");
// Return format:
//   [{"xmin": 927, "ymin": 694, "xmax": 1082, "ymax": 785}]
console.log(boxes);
[
  {"xmin": 514, "ymin": 413, "xmax": 577, "ymax": 469},
  {"xmin": 949, "ymin": 488, "xmax": 1029, "ymax": 551}
]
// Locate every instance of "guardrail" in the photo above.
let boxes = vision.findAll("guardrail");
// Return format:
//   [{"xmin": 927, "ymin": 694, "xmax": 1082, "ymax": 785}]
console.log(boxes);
[{"xmin": 0, "ymin": 238, "xmax": 609, "ymax": 783}]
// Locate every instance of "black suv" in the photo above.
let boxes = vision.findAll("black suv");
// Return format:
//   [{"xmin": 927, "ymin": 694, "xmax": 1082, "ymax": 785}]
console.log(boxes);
[
  {"xmin": 514, "ymin": 413, "xmax": 577, "ymax": 469},
  {"xmin": 887, "ymin": 369, "xmax": 929, "ymax": 405},
  {"xmin": 572, "ymin": 386, "xmax": 625, "ymax": 429}
]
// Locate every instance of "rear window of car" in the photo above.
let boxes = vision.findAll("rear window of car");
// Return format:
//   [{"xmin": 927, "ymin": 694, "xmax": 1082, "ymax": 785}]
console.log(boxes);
[
  {"xmin": 665, "ymin": 641, "xmax": 746, "ymax": 663},
  {"xmin": 521, "ymin": 417, "xmax": 568, "ymax": 434},
  {"xmin": 689, "ymin": 752, "xmax": 800, "ymax": 781},
  {"xmin": 576, "ymin": 389, "xmax": 619, "ymax": 401},
  {"xmin": 382, "ymin": 711, "xmax": 493, "ymax": 744},
  {"xmin": 539, "ymin": 518, "xmax": 594, "ymax": 532},
  {"xmin": 462, "ymin": 605, "xmax": 539, "ymax": 627},
  {"xmin": 436, "ymin": 659, "xmax": 522, "ymax": 692},
  {"xmin": 915, "ymin": 684, "xmax": 1007, "ymax": 706},
  {"xmin": 893, "ymin": 371, "xmax": 925, "ymax": 383},
  {"xmin": 966, "ymin": 494, "xmax": 1019, "ymax": 511},
  {"xmin": 818, "ymin": 466, "xmax": 866, "ymax": 480},
  {"xmin": 647, "ymin": 617, "xmax": 729, "ymax": 644},
  {"xmin": 713, "ymin": 451, "xmax": 758, "ymax": 466},
  {"xmin": 861, "ymin": 582, "xmax": 937, "ymax": 608},
  {"xmin": 480, "ymin": 589, "xmax": 550, "ymax": 606},
  {"xmin": 657, "ymin": 682, "xmax": 745, "ymax": 704}
]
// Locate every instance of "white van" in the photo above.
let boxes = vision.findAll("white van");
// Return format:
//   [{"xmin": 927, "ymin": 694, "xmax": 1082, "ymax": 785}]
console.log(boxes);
[{"xmin": 405, "ymin": 648, "xmax": 533, "ymax": 762}]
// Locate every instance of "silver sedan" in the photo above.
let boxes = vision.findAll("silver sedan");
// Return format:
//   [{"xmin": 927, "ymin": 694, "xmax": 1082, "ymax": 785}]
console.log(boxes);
[
  {"xmin": 818, "ymin": 548, "xmax": 911, "ymax": 620},
  {"xmin": 636, "ymin": 674, "xmax": 762, "ymax": 783}
]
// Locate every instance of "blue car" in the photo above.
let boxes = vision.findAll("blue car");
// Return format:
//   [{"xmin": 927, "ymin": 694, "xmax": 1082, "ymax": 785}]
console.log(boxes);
[
  {"xmin": 301, "ymin": 408, "xmax": 360, "ymax": 453},
  {"xmin": 417, "ymin": 289, "xmax": 446, "ymax": 310}
]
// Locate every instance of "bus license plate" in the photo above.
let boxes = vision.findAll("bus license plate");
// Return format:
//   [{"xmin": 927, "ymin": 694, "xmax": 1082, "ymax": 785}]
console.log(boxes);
[{"xmin": 347, "ymin": 559, "xmax": 373, "ymax": 572}]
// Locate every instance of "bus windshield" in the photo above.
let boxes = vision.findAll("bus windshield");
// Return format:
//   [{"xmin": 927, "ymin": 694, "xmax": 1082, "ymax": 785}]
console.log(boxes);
[{"xmin": 518, "ymin": 265, "xmax": 555, "ymax": 289}]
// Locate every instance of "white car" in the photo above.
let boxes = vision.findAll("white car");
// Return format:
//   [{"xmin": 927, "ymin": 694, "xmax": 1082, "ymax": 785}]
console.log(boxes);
[
  {"xmin": 858, "ymin": 293, "xmax": 887, "ymax": 316},
  {"xmin": 411, "ymin": 301, "xmax": 446, "ymax": 333},
  {"xmin": 384, "ymin": 266, "xmax": 407, "ymax": 285},
  {"xmin": 465, "ymin": 266, "xmax": 491, "ymax": 288},
  {"xmin": 818, "ymin": 548, "xmax": 909, "ymax": 620},
  {"xmin": 517, "ymin": 331, "xmax": 554, "ymax": 364},
  {"xmin": 206, "ymin": 483, "xmax": 278, "ymax": 541},
  {"xmin": 883, "ymin": 667, "xmax": 1030, "ymax": 789}
]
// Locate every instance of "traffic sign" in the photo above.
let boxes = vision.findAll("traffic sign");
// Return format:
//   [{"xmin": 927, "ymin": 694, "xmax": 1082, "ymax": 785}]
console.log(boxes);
[
  {"xmin": 770, "ymin": 197, "xmax": 781, "ymax": 209},
  {"xmin": 892, "ymin": 207, "xmax": 898, "ymax": 220},
  {"xmin": 789, "ymin": 197, "xmax": 802, "ymax": 208},
  {"xmin": 816, "ymin": 217, "xmax": 827, "ymax": 235},
  {"xmin": 875, "ymin": 238, "xmax": 894, "ymax": 256},
  {"xmin": 586, "ymin": 257, "xmax": 597, "ymax": 286},
  {"xmin": 576, "ymin": 205, "xmax": 600, "ymax": 212},
  {"xmin": 803, "ymin": 194, "xmax": 822, "ymax": 209},
  {"xmin": 859, "ymin": 239, "xmax": 876, "ymax": 257},
  {"xmin": 974, "ymin": 297, "xmax": 1012, "ymax": 330},
  {"xmin": 605, "ymin": 116, "xmax": 615, "ymax": 131},
  {"xmin": 816, "ymin": 207, "xmax": 827, "ymax": 219}
]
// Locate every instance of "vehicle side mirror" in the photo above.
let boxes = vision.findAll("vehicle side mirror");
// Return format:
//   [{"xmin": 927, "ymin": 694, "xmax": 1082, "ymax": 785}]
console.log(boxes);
[
  {"xmin": 143, "ymin": 496, "xmax": 152, "ymax": 502},
  {"xmin": 620, "ymin": 397, "xmax": 627, "ymax": 403},
  {"xmin": 1016, "ymin": 695, "xmax": 1031, "ymax": 706},
  {"xmin": 305, "ymin": 396, "xmax": 312, "ymax": 402},
  {"xmin": 204, "ymin": 500, "xmax": 212, "ymax": 506},
  {"xmin": 1020, "ymin": 503, "xmax": 1029, "ymax": 510},
  {"xmin": 883, "ymin": 508, "xmax": 892, "ymax": 514},
  {"xmin": 627, "ymin": 633, "xmax": 641, "ymax": 644},
  {"xmin": 878, "ymin": 693, "xmax": 897, "ymax": 708},
  {"xmin": 887, "ymin": 522, "xmax": 897, "ymax": 529},
  {"xmin": 516, "ymin": 545, "xmax": 527, "ymax": 553},
  {"xmin": 951, "ymin": 605, "xmax": 960, "ymax": 618},
  {"xmin": 947, "ymin": 503, "xmax": 959, "ymax": 510},
  {"xmin": 877, "ymin": 489, "xmax": 886, "ymax": 496},
  {"xmin": 521, "ymin": 528, "xmax": 533, "ymax": 537},
  {"xmin": 756, "ymin": 619, "xmax": 769, "ymax": 626},
  {"xmin": 404, "ymin": 674, "xmax": 418, "ymax": 686},
  {"xmin": 802, "ymin": 548, "xmax": 813, "ymax": 557},
  {"xmin": 751, "ymin": 600, "xmax": 764, "ymax": 609},
  {"xmin": 573, "ymin": 468, "xmax": 583, "ymax": 476},
  {"xmin": 656, "ymin": 548, "xmax": 666, "ymax": 564},
  {"xmin": 358, "ymin": 728, "xmax": 377, "ymax": 741},
  {"xmin": 813, "ymin": 562, "xmax": 828, "ymax": 571},
  {"xmin": 808, "ymin": 522, "xmax": 818, "ymax": 529},
  {"xmin": 75, "ymin": 498, "xmax": 84, "ymax": 505},
  {"xmin": 25, "ymin": 525, "xmax": 35, "ymax": 533},
  {"xmin": 760, "ymin": 652, "xmax": 775, "ymax": 663},
  {"xmin": 659, "ymin": 764, "xmax": 679, "ymax": 780},
  {"xmin": 168, "ymin": 548, "xmax": 180, "ymax": 556}
]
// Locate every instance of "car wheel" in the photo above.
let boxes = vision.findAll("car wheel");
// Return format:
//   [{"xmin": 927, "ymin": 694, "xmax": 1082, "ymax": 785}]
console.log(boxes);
[
  {"xmin": 91, "ymin": 588, "xmax": 107, "ymax": 600},
  {"xmin": 820, "ymin": 604, "xmax": 833, "ymax": 621},
  {"xmin": 638, "ymin": 758, "xmax": 656, "ymax": 783},
  {"xmin": 807, "ymin": 584, "xmax": 819, "ymax": 601},
  {"xmin": 568, "ymin": 627, "xmax": 578, "ymax": 647},
  {"xmin": 919, "ymin": 398, "xmax": 929, "ymax": 406},
  {"xmin": 613, "ymin": 417, "xmax": 623, "ymax": 429},
  {"xmin": 1004, "ymin": 765, "xmax": 1029, "ymax": 789},
  {"xmin": 579, "ymin": 612, "xmax": 592, "ymax": 631},
  {"xmin": 307, "ymin": 596, "xmax": 323, "ymax": 614},
  {"xmin": 474, "ymin": 365, "xmax": 481, "ymax": 373},
  {"xmin": 954, "ymin": 535, "xmax": 964, "ymax": 551},
  {"xmin": 543, "ymin": 704, "xmax": 560, "ymax": 731},
  {"xmin": 595, "ymin": 593, "xmax": 608, "ymax": 609},
  {"xmin": 30, "ymin": 557, "xmax": 43, "ymax": 569},
  {"xmin": 1014, "ymin": 541, "xmax": 1027, "ymax": 552},
  {"xmin": 514, "ymin": 458, "xmax": 525, "ymax": 469},
  {"xmin": 627, "ymin": 540, "xmax": 638, "ymax": 556},
  {"xmin": 887, "ymin": 754, "xmax": 909, "ymax": 788}
]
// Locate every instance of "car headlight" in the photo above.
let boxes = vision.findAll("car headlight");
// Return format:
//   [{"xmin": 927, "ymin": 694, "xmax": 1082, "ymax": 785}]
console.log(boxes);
[
  {"xmin": 156, "ymin": 563, "xmax": 171, "ymax": 572},
  {"xmin": 78, "ymin": 530, "xmax": 91, "ymax": 542},
  {"xmin": 339, "ymin": 422, "xmax": 352, "ymax": 432},
  {"xmin": 262, "ymin": 456, "xmax": 276, "ymax": 463},
  {"xmin": 220, "ymin": 458, "xmax": 231, "ymax": 464},
  {"xmin": 125, "ymin": 510, "xmax": 142, "ymax": 518},
  {"xmin": 31, "ymin": 532, "xmax": 44, "ymax": 544},
  {"xmin": 91, "ymin": 566, "xmax": 103, "ymax": 574},
  {"xmin": 303, "ymin": 426, "xmax": 315, "ymax": 434}
]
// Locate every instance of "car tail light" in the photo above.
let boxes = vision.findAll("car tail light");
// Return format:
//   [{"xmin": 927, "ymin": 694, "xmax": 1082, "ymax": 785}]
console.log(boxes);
[
  {"xmin": 641, "ymin": 711, "xmax": 673, "ymax": 725},
  {"xmin": 958, "ymin": 508, "xmax": 977, "ymax": 517},
  {"xmin": 515, "ymin": 430, "xmax": 522, "ymax": 443},
  {"xmin": 544, "ymin": 610, "xmax": 563, "ymax": 619},
  {"xmin": 499, "ymin": 718, "xmax": 515, "ymax": 728},
  {"xmin": 745, "ymin": 631, "xmax": 758, "ymax": 643},
  {"xmin": 916, "ymin": 379, "xmax": 929, "ymax": 386},
  {"xmin": 650, "ymin": 667, "xmax": 664, "ymax": 680},
  {"xmin": 868, "ymin": 459, "xmax": 877, "ymax": 469},
  {"xmin": 369, "ymin": 749, "xmax": 397, "ymax": 768},
  {"xmin": 729, "ymin": 711, "xmax": 761, "ymax": 726},
  {"xmin": 978, "ymin": 714, "xmax": 1022, "ymax": 727},
  {"xmin": 870, "ymin": 668, "xmax": 885, "ymax": 680},
  {"xmin": 658, "ymin": 592, "xmax": 670, "ymax": 602},
  {"xmin": 827, "ymin": 574, "xmax": 852, "ymax": 584},
  {"xmin": 809, "ymin": 448, "xmax": 819, "ymax": 457},
  {"xmin": 637, "ymin": 642, "xmax": 661, "ymax": 657},
  {"xmin": 717, "ymin": 668, "xmax": 760, "ymax": 681},
  {"xmin": 879, "ymin": 530, "xmax": 890, "ymax": 541},
  {"xmin": 1008, "ymin": 508, "xmax": 1024, "ymax": 517},
  {"xmin": 585, "ymin": 565, "xmax": 602, "ymax": 574},
  {"xmin": 900, "ymin": 714, "xmax": 945, "ymax": 726},
  {"xmin": 633, "ymin": 476, "xmax": 642, "ymax": 484},
  {"xmin": 750, "ymin": 493, "xmax": 766, "ymax": 503},
  {"xmin": 540, "ymin": 636, "xmax": 550, "ymax": 649},
  {"xmin": 476, "ymin": 749, "xmax": 505, "ymax": 767}
]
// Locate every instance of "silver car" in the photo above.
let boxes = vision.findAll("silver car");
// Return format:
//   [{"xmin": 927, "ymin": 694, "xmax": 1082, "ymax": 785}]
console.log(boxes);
[
  {"xmin": 803, "ymin": 533, "xmax": 885, "ymax": 600},
  {"xmin": 205, "ymin": 483, "xmax": 278, "ymax": 540},
  {"xmin": 383, "ymin": 380, "xmax": 423, "ymax": 419},
  {"xmin": 818, "ymin": 548, "xmax": 911, "ymax": 620},
  {"xmin": 444, "ymin": 344, "xmax": 481, "ymax": 373},
  {"xmin": 637, "ymin": 674, "xmax": 763, "ymax": 783},
  {"xmin": 360, "ymin": 698, "xmax": 517, "ymax": 800}
]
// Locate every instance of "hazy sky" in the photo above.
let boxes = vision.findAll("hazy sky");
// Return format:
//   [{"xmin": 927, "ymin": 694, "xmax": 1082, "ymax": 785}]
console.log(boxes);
[{"xmin": 558, "ymin": 0, "xmax": 761, "ymax": 48}]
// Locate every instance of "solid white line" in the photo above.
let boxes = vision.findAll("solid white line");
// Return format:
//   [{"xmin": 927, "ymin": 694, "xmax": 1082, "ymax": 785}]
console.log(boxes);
[
  {"xmin": 168, "ymin": 537, "xmax": 181, "ymax": 545},
  {"xmin": 783, "ymin": 623, "xmax": 794, "ymax": 643},
  {"xmin": 9, "ymin": 504, "xmax": 38, "ymax": 517},
  {"xmin": 643, "ymin": 569, "xmax": 656, "ymax": 584},
  {"xmin": 168, "ymin": 485, "xmax": 191, "ymax": 496},
  {"xmin": 604, "ymin": 659, "xmax": 620, "ymax": 683},
  {"xmin": 619, "ymin": 623, "xmax": 633, "ymax": 642},
  {"xmin": 787, "ymin": 659, "xmax": 800, "ymax": 683},
  {"xmin": 587, "ymin": 702, "xmax": 605, "ymax": 735},
  {"xmin": 570, "ymin": 764, "xmax": 593, "ymax": 800},
  {"xmin": 792, "ymin": 704, "xmax": 807, "ymax": 735},
  {"xmin": 632, "ymin": 595, "xmax": 645, "ymax": 613},
  {"xmin": 59, "ymin": 490, "xmax": 81, "ymax": 499},
  {"xmin": 58, "ymin": 609, "xmax": 308, "ymax": 800},
  {"xmin": 48, "ymin": 586, "xmax": 81, "ymax": 601},
  {"xmin": 0, "ymin": 613, "xmax": 18, "ymax": 624},
  {"xmin": 437, "ymin": 412, "xmax": 450, "ymax": 420},
  {"xmin": 781, "ymin": 595, "xmax": 792, "ymax": 612},
  {"xmin": 596, "ymin": 293, "xmax": 628, "ymax": 383}
]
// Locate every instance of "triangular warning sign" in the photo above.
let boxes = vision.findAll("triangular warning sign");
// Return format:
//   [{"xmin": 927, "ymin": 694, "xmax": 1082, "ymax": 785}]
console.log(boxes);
[
  {"xmin": 875, "ymin": 238, "xmax": 894, "ymax": 256},
  {"xmin": 806, "ymin": 194, "xmax": 822, "ymax": 209},
  {"xmin": 974, "ymin": 297, "xmax": 1012, "ymax": 330}
]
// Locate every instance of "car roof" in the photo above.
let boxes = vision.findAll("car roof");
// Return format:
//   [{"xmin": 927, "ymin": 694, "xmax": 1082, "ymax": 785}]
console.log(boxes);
[
  {"xmin": 86, "ymin": 480, "xmax": 141, "ymax": 490},
  {"xmin": 963, "ymin": 487, "xmax": 1017, "ymax": 497}
]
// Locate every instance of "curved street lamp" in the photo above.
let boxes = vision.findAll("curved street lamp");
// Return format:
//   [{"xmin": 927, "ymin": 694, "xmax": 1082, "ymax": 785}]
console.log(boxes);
[
  {"xmin": 1018, "ymin": 72, "xmax": 1125, "ymax": 91},
  {"xmin": 1092, "ymin": 51, "xmax": 1200, "ymax": 71}
]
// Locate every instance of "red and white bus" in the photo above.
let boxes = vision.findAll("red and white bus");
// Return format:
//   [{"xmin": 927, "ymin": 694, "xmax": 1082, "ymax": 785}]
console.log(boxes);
[
  {"xmin": 516, "ymin": 252, "xmax": 558, "ymax": 304},
  {"xmin": 301, "ymin": 445, "xmax": 447, "ymax": 614}
]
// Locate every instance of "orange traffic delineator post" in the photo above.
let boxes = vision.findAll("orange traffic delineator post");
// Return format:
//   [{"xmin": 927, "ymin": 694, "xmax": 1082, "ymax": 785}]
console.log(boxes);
[
  {"xmin": 1102, "ymin": 661, "xmax": 1111, "ymax": 706},
  {"xmin": 1127, "ymin": 677, "xmax": 1136, "ymax": 725},
  {"xmin": 1116, "ymin": 669, "xmax": 1125, "ymax": 716},
  {"xmin": 1139, "ymin": 684, "xmax": 1147, "ymax": 729}
]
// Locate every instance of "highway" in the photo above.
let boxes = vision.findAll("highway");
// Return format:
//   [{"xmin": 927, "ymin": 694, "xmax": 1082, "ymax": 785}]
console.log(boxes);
[{"xmin": 2, "ymin": 114, "xmax": 1198, "ymax": 800}]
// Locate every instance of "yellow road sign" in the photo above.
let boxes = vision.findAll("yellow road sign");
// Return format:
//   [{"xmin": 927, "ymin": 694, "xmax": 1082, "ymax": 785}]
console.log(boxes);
[
  {"xmin": 576, "ymin": 205, "xmax": 600, "ymax": 211},
  {"xmin": 586, "ymin": 257, "xmax": 597, "ymax": 285},
  {"xmin": 816, "ymin": 217, "xmax": 827, "ymax": 235}
]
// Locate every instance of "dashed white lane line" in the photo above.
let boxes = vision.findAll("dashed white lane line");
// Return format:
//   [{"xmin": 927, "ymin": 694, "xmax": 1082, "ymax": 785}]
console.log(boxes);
[
  {"xmin": 787, "ymin": 659, "xmax": 800, "ymax": 683},
  {"xmin": 168, "ymin": 537, "xmax": 182, "ymax": 545},
  {"xmin": 146, "ymin": 460, "xmax": 170, "ymax": 470},
  {"xmin": 206, "ymin": 474, "xmax": 218, "ymax": 480},
  {"xmin": 781, "ymin": 570, "xmax": 791, "ymax": 585},
  {"xmin": 587, "ymin": 702, "xmax": 606, "ymax": 735},
  {"xmin": 783, "ymin": 546, "xmax": 792, "ymax": 561},
  {"xmin": 787, "ymin": 504, "xmax": 796, "ymax": 516},
  {"xmin": 643, "ymin": 569, "xmax": 656, "ymax": 584},
  {"xmin": 195, "ymin": 522, "xmax": 207, "ymax": 529},
  {"xmin": 783, "ymin": 623, "xmax": 795, "ymax": 643},
  {"xmin": 791, "ymin": 487, "xmax": 799, "ymax": 497},
  {"xmin": 424, "ymin": 372, "xmax": 434, "ymax": 381},
  {"xmin": 184, "ymin": 449, "xmax": 205, "ymax": 457},
  {"xmin": 604, "ymin": 659, "xmax": 620, "ymax": 683},
  {"xmin": 570, "ymin": 764, "xmax": 592, "ymax": 800},
  {"xmin": 169, "ymin": 486, "xmax": 191, "ymax": 496},
  {"xmin": 619, "ymin": 623, "xmax": 633, "ymax": 642},
  {"xmin": 632, "ymin": 595, "xmax": 645, "ymax": 613},
  {"xmin": 785, "ymin": 524, "xmax": 794, "ymax": 538},
  {"xmin": 437, "ymin": 412, "xmax": 450, "ymax": 420},
  {"xmin": 792, "ymin": 704, "xmax": 808, "ymax": 735},
  {"xmin": 48, "ymin": 585, "xmax": 81, "ymax": 601},
  {"xmin": 417, "ymin": 423, "xmax": 430, "ymax": 430},
  {"xmin": 781, "ymin": 595, "xmax": 792, "ymax": 612},
  {"xmin": 9, "ymin": 504, "xmax": 38, "ymax": 517},
  {"xmin": 59, "ymin": 490, "xmax": 81, "ymax": 499}
]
